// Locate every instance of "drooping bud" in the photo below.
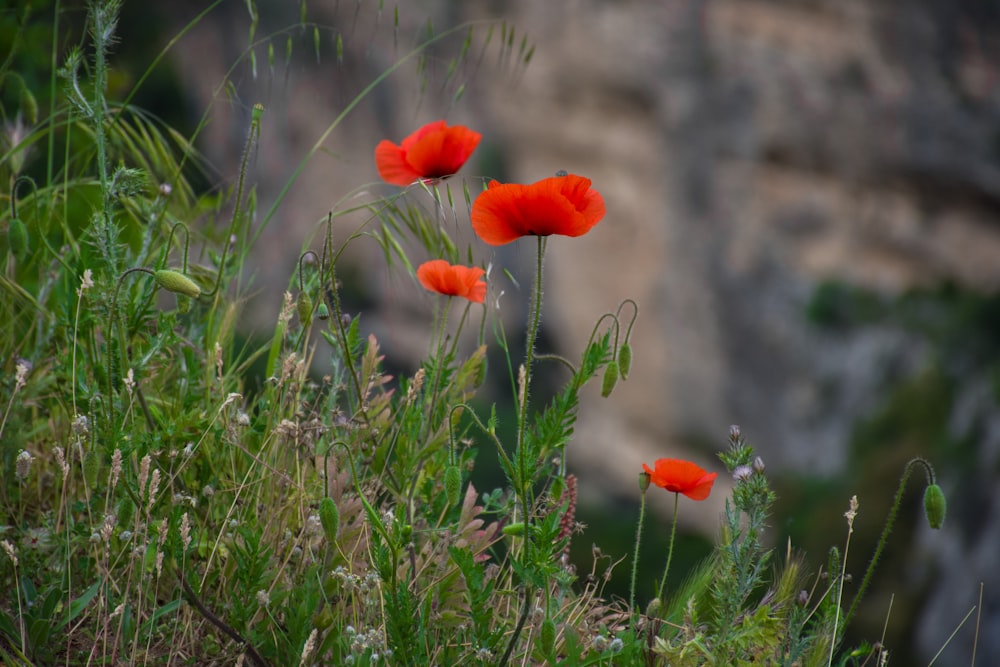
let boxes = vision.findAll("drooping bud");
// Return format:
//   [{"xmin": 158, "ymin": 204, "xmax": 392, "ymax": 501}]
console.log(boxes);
[
  {"xmin": 318, "ymin": 497, "xmax": 340, "ymax": 544},
  {"xmin": 316, "ymin": 302, "xmax": 330, "ymax": 320},
  {"xmin": 923, "ymin": 484, "xmax": 946, "ymax": 530},
  {"xmin": 7, "ymin": 218, "xmax": 28, "ymax": 256},
  {"xmin": 444, "ymin": 465, "xmax": 462, "ymax": 507},
  {"xmin": 297, "ymin": 291, "xmax": 313, "ymax": 328},
  {"xmin": 600, "ymin": 361, "xmax": 619, "ymax": 397},
  {"xmin": 154, "ymin": 270, "xmax": 201, "ymax": 298},
  {"xmin": 617, "ymin": 343, "xmax": 632, "ymax": 380}
]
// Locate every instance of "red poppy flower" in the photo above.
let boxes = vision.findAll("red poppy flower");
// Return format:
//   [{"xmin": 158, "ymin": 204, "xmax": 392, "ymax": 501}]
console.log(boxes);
[
  {"xmin": 375, "ymin": 121, "xmax": 482, "ymax": 186},
  {"xmin": 417, "ymin": 260, "xmax": 487, "ymax": 303},
  {"xmin": 469, "ymin": 174, "xmax": 605, "ymax": 246},
  {"xmin": 641, "ymin": 459, "xmax": 717, "ymax": 501}
]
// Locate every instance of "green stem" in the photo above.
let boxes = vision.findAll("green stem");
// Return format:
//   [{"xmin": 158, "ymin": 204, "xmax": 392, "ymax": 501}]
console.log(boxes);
[
  {"xmin": 92, "ymin": 2, "xmax": 114, "ymax": 269},
  {"xmin": 656, "ymin": 492, "xmax": 680, "ymax": 603},
  {"xmin": 516, "ymin": 236, "xmax": 546, "ymax": 528},
  {"xmin": 422, "ymin": 296, "xmax": 452, "ymax": 444},
  {"xmin": 500, "ymin": 235, "xmax": 546, "ymax": 667},
  {"xmin": 842, "ymin": 457, "xmax": 936, "ymax": 631},
  {"xmin": 629, "ymin": 484, "xmax": 648, "ymax": 612},
  {"xmin": 517, "ymin": 235, "xmax": 546, "ymax": 450},
  {"xmin": 105, "ymin": 267, "xmax": 155, "ymax": 424},
  {"xmin": 46, "ymin": 0, "xmax": 60, "ymax": 189},
  {"xmin": 205, "ymin": 104, "xmax": 263, "ymax": 299}
]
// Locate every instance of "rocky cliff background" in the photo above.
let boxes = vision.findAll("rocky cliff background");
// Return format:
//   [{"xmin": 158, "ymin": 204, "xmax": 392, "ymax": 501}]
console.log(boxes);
[{"xmin": 118, "ymin": 0, "xmax": 1000, "ymax": 663}]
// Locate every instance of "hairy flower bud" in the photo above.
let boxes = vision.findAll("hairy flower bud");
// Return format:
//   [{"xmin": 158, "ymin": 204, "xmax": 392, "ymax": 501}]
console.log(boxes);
[
  {"xmin": 444, "ymin": 465, "xmax": 462, "ymax": 507},
  {"xmin": 7, "ymin": 217, "xmax": 28, "ymax": 256},
  {"xmin": 502, "ymin": 522, "xmax": 525, "ymax": 537},
  {"xmin": 923, "ymin": 483, "xmax": 946, "ymax": 530},
  {"xmin": 600, "ymin": 361, "xmax": 619, "ymax": 397},
  {"xmin": 316, "ymin": 302, "xmax": 330, "ymax": 320},
  {"xmin": 297, "ymin": 291, "xmax": 313, "ymax": 328},
  {"xmin": 154, "ymin": 270, "xmax": 201, "ymax": 298},
  {"xmin": 318, "ymin": 497, "xmax": 340, "ymax": 544},
  {"xmin": 617, "ymin": 343, "xmax": 632, "ymax": 380},
  {"xmin": 645, "ymin": 598, "xmax": 661, "ymax": 618}
]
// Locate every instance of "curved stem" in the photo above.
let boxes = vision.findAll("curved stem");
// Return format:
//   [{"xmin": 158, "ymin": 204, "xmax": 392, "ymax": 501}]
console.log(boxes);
[
  {"xmin": 583, "ymin": 312, "xmax": 621, "ymax": 356},
  {"xmin": 616, "ymin": 298, "xmax": 639, "ymax": 342},
  {"xmin": 842, "ymin": 457, "xmax": 936, "ymax": 631},
  {"xmin": 656, "ymin": 492, "xmax": 680, "ymax": 603},
  {"xmin": 10, "ymin": 175, "xmax": 36, "ymax": 219},
  {"xmin": 297, "ymin": 250, "xmax": 319, "ymax": 292},
  {"xmin": 106, "ymin": 267, "xmax": 156, "ymax": 424}
]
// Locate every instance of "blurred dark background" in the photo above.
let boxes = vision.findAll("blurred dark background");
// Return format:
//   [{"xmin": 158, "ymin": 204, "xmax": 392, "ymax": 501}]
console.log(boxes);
[{"xmin": 6, "ymin": 0, "xmax": 1000, "ymax": 663}]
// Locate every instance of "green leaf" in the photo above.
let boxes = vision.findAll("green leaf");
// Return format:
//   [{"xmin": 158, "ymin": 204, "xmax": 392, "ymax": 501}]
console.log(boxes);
[{"xmin": 57, "ymin": 580, "xmax": 100, "ymax": 629}]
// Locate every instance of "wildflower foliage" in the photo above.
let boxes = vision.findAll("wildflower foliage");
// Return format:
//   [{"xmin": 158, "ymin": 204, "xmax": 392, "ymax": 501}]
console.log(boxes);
[{"xmin": 0, "ymin": 2, "xmax": 946, "ymax": 666}]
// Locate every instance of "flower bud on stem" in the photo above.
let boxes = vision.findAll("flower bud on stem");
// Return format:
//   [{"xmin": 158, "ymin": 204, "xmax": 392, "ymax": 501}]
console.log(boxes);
[{"xmin": 841, "ymin": 457, "xmax": 943, "ymax": 635}]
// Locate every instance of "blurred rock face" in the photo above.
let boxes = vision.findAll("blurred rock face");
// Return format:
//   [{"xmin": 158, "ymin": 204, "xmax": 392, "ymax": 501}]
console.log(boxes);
[{"xmin": 167, "ymin": 0, "xmax": 1000, "ymax": 662}]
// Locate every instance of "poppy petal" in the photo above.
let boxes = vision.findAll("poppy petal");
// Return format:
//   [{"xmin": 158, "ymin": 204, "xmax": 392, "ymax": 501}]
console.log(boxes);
[
  {"xmin": 470, "ymin": 174, "xmax": 605, "ymax": 245},
  {"xmin": 377, "ymin": 121, "xmax": 480, "ymax": 186},
  {"xmin": 406, "ymin": 125, "xmax": 482, "ymax": 179},
  {"xmin": 400, "ymin": 120, "xmax": 448, "ymax": 153},
  {"xmin": 417, "ymin": 260, "xmax": 486, "ymax": 303},
  {"xmin": 375, "ymin": 140, "xmax": 421, "ymax": 186},
  {"xmin": 641, "ymin": 458, "xmax": 717, "ymax": 501}
]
